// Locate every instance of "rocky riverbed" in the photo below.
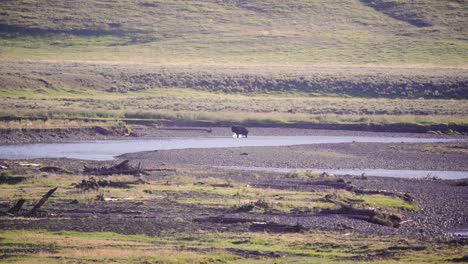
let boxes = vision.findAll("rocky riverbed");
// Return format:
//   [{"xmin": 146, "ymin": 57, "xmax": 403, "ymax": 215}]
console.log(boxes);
[{"xmin": 1, "ymin": 126, "xmax": 467, "ymax": 249}]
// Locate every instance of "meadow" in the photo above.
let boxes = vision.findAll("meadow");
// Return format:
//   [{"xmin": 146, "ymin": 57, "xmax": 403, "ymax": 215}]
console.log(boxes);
[
  {"xmin": 1, "ymin": 61, "xmax": 467, "ymax": 128},
  {"xmin": 0, "ymin": 0, "xmax": 467, "ymax": 66},
  {"xmin": 0, "ymin": 0, "xmax": 467, "ymax": 128}
]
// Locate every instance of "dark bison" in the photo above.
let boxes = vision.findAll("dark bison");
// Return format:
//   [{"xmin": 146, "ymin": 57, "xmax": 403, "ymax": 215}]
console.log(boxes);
[{"xmin": 232, "ymin": 126, "xmax": 248, "ymax": 138}]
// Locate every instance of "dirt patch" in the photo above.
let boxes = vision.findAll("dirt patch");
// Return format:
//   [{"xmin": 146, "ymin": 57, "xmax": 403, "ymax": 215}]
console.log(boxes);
[
  {"xmin": 194, "ymin": 216, "xmax": 256, "ymax": 224},
  {"xmin": 0, "ymin": 172, "xmax": 26, "ymax": 184},
  {"xmin": 249, "ymin": 222, "xmax": 309, "ymax": 233}
]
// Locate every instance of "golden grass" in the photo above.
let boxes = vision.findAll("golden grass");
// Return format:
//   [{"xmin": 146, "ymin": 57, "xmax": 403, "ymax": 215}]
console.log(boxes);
[{"xmin": 0, "ymin": 120, "xmax": 117, "ymax": 129}]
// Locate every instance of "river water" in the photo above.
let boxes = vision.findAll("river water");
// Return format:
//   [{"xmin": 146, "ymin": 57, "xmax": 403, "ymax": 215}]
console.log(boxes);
[
  {"xmin": 0, "ymin": 136, "xmax": 466, "ymax": 179},
  {"xmin": 0, "ymin": 135, "xmax": 458, "ymax": 160},
  {"xmin": 216, "ymin": 166, "xmax": 468, "ymax": 180}
]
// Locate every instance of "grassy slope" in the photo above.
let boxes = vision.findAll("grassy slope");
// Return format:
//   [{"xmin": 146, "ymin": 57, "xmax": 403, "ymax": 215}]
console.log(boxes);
[
  {"xmin": 0, "ymin": 0, "xmax": 467, "ymax": 66},
  {"xmin": 0, "ymin": 0, "xmax": 467, "ymax": 126}
]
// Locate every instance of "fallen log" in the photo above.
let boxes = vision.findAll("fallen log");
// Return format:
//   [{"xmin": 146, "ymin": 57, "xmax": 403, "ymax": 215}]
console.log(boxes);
[
  {"xmin": 18, "ymin": 163, "xmax": 40, "ymax": 167},
  {"xmin": 27, "ymin": 187, "xmax": 58, "ymax": 216},
  {"xmin": 249, "ymin": 222, "xmax": 308, "ymax": 233},
  {"xmin": 98, "ymin": 178, "xmax": 147, "ymax": 188},
  {"xmin": 346, "ymin": 186, "xmax": 414, "ymax": 203},
  {"xmin": 145, "ymin": 168, "xmax": 177, "ymax": 172},
  {"xmin": 320, "ymin": 198, "xmax": 402, "ymax": 228},
  {"xmin": 83, "ymin": 160, "xmax": 149, "ymax": 176},
  {"xmin": 6, "ymin": 199, "xmax": 26, "ymax": 215},
  {"xmin": 74, "ymin": 177, "xmax": 147, "ymax": 190},
  {"xmin": 75, "ymin": 177, "xmax": 100, "ymax": 191},
  {"xmin": 39, "ymin": 166, "xmax": 73, "ymax": 174}
]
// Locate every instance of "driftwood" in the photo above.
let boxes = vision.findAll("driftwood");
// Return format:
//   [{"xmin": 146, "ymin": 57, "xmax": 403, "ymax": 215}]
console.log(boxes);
[
  {"xmin": 39, "ymin": 166, "xmax": 73, "ymax": 174},
  {"xmin": 6, "ymin": 199, "xmax": 26, "ymax": 215},
  {"xmin": 83, "ymin": 160, "xmax": 149, "ymax": 176},
  {"xmin": 18, "ymin": 163, "xmax": 41, "ymax": 167},
  {"xmin": 75, "ymin": 177, "xmax": 147, "ymax": 191},
  {"xmin": 249, "ymin": 222, "xmax": 308, "ymax": 233},
  {"xmin": 145, "ymin": 168, "xmax": 177, "ymax": 172},
  {"xmin": 235, "ymin": 200, "xmax": 271, "ymax": 212},
  {"xmin": 27, "ymin": 187, "xmax": 58, "ymax": 216},
  {"xmin": 3, "ymin": 188, "xmax": 57, "ymax": 217},
  {"xmin": 346, "ymin": 186, "xmax": 414, "ymax": 203},
  {"xmin": 75, "ymin": 177, "xmax": 100, "ymax": 191},
  {"xmin": 321, "ymin": 198, "xmax": 402, "ymax": 228}
]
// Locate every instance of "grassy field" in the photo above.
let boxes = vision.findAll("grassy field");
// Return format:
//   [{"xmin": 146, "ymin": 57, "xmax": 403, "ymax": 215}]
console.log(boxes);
[
  {"xmin": 0, "ymin": 61, "xmax": 467, "ymax": 128},
  {"xmin": 1, "ymin": 85, "xmax": 468, "ymax": 127},
  {"xmin": 0, "ymin": 1, "xmax": 467, "ymax": 127},
  {"xmin": 3, "ymin": 229, "xmax": 463, "ymax": 264},
  {"xmin": 0, "ymin": 0, "xmax": 467, "ymax": 66}
]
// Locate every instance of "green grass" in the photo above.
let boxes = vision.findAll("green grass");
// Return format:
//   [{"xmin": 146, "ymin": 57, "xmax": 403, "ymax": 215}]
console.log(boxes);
[
  {"xmin": 0, "ymin": 229, "xmax": 465, "ymax": 263},
  {"xmin": 0, "ymin": 169, "xmax": 414, "ymax": 215},
  {"xmin": 0, "ymin": 0, "xmax": 467, "ymax": 66},
  {"xmin": 1, "ymin": 85, "xmax": 467, "ymax": 127},
  {"xmin": 360, "ymin": 195, "xmax": 417, "ymax": 211}
]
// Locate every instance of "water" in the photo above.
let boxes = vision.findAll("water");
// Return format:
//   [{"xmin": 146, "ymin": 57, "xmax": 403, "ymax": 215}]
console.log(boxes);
[
  {"xmin": 447, "ymin": 225, "xmax": 468, "ymax": 239},
  {"xmin": 0, "ymin": 136, "xmax": 458, "ymax": 161},
  {"xmin": 216, "ymin": 166, "xmax": 468, "ymax": 180}
]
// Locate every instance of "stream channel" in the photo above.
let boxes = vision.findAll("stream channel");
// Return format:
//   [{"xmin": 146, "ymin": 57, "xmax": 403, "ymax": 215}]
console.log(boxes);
[{"xmin": 0, "ymin": 135, "xmax": 466, "ymax": 179}]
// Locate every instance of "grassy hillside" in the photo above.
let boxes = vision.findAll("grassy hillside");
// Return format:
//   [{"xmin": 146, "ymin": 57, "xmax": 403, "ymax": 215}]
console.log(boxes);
[
  {"xmin": 0, "ymin": 1, "xmax": 467, "ymax": 127},
  {"xmin": 0, "ymin": 0, "xmax": 467, "ymax": 66},
  {"xmin": 1, "ymin": 61, "xmax": 467, "ymax": 99}
]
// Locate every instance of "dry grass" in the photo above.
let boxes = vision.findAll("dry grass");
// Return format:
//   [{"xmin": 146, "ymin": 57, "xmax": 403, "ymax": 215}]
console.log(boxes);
[{"xmin": 0, "ymin": 120, "xmax": 117, "ymax": 129}]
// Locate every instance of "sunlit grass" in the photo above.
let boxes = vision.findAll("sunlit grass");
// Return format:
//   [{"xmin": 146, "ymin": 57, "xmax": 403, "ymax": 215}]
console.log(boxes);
[
  {"xmin": 1, "ymin": 81, "xmax": 467, "ymax": 128},
  {"xmin": 0, "ymin": 229, "xmax": 465, "ymax": 263}
]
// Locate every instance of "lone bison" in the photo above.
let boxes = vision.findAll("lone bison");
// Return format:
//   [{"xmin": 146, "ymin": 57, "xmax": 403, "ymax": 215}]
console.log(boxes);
[{"xmin": 232, "ymin": 126, "xmax": 249, "ymax": 138}]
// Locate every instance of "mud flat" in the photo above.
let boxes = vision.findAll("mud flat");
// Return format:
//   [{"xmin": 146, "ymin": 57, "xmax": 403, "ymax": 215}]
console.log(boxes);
[{"xmin": 120, "ymin": 141, "xmax": 468, "ymax": 172}]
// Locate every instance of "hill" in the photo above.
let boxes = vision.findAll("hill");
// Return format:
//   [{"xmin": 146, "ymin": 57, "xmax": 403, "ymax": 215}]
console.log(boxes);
[{"xmin": 0, "ymin": 0, "xmax": 467, "ymax": 66}]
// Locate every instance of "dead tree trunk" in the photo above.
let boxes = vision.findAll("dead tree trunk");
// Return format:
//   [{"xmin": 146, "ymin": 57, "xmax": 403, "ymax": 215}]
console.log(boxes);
[
  {"xmin": 83, "ymin": 160, "xmax": 149, "ymax": 176},
  {"xmin": 27, "ymin": 187, "xmax": 58, "ymax": 216},
  {"xmin": 321, "ymin": 198, "xmax": 402, "ymax": 228},
  {"xmin": 7, "ymin": 199, "xmax": 26, "ymax": 215}
]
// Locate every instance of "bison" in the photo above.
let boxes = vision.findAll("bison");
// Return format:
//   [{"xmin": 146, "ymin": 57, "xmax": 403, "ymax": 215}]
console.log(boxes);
[{"xmin": 232, "ymin": 126, "xmax": 249, "ymax": 138}]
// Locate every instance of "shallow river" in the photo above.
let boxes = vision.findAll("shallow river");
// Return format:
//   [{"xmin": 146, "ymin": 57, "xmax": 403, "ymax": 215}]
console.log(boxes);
[
  {"xmin": 0, "ymin": 135, "xmax": 458, "ymax": 160},
  {"xmin": 216, "ymin": 166, "xmax": 468, "ymax": 180},
  {"xmin": 0, "ymin": 136, "xmax": 466, "ymax": 179}
]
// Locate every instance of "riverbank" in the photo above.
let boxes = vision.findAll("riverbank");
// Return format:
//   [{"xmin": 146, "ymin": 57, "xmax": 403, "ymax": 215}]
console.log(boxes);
[
  {"xmin": 1, "ymin": 123, "xmax": 466, "ymax": 145},
  {"xmin": 119, "ymin": 140, "xmax": 468, "ymax": 172}
]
